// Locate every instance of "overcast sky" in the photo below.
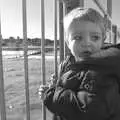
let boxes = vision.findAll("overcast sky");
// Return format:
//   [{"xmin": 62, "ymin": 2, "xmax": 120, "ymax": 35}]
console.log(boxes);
[{"xmin": 0, "ymin": 0, "xmax": 120, "ymax": 39}]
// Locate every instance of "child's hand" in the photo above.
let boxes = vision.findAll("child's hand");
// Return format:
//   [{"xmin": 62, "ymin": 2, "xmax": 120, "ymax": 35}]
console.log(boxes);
[
  {"xmin": 77, "ymin": 91, "xmax": 95, "ymax": 109},
  {"xmin": 38, "ymin": 74, "xmax": 57, "ymax": 100},
  {"xmin": 47, "ymin": 73, "xmax": 57, "ymax": 88},
  {"xmin": 38, "ymin": 84, "xmax": 49, "ymax": 100}
]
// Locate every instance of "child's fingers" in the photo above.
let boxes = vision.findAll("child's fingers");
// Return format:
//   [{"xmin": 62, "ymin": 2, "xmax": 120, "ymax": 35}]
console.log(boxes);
[
  {"xmin": 39, "ymin": 92, "xmax": 45, "ymax": 100},
  {"xmin": 87, "ymin": 93, "xmax": 96, "ymax": 97},
  {"xmin": 38, "ymin": 85, "xmax": 47, "ymax": 100},
  {"xmin": 38, "ymin": 85, "xmax": 49, "ymax": 95},
  {"xmin": 39, "ymin": 85, "xmax": 45, "ymax": 92},
  {"xmin": 38, "ymin": 85, "xmax": 46, "ymax": 97}
]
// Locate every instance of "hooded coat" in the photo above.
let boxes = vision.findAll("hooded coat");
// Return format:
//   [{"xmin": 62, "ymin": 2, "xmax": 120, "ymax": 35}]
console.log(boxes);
[{"xmin": 44, "ymin": 44, "xmax": 120, "ymax": 120}]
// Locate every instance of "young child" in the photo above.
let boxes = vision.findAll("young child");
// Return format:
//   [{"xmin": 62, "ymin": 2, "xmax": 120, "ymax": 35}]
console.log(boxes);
[{"xmin": 39, "ymin": 7, "xmax": 120, "ymax": 120}]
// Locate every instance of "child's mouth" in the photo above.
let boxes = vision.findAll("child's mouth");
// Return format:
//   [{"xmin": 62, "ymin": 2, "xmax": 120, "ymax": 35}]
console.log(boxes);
[{"xmin": 80, "ymin": 51, "xmax": 92, "ymax": 57}]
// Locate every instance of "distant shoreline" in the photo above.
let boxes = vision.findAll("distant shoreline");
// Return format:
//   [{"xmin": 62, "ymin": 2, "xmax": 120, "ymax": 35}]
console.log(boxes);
[
  {"xmin": 2, "ymin": 50, "xmax": 59, "ymax": 59},
  {"xmin": 2, "ymin": 46, "xmax": 59, "ymax": 51}
]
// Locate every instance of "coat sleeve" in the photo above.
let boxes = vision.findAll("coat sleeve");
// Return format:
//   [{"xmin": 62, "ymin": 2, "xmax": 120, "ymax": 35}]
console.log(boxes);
[
  {"xmin": 44, "ymin": 86, "xmax": 83, "ymax": 120},
  {"xmin": 44, "ymin": 62, "xmax": 83, "ymax": 120},
  {"xmin": 73, "ymin": 44, "xmax": 120, "ymax": 92},
  {"xmin": 75, "ymin": 44, "xmax": 120, "ymax": 76}
]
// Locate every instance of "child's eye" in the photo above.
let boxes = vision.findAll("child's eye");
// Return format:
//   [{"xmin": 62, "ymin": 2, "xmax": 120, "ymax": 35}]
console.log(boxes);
[
  {"xmin": 73, "ymin": 36, "xmax": 82, "ymax": 41},
  {"xmin": 91, "ymin": 36, "xmax": 101, "ymax": 41}
]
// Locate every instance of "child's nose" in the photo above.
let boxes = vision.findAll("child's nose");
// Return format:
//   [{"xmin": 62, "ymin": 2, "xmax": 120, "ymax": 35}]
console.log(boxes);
[{"xmin": 82, "ymin": 36, "xmax": 91, "ymax": 47}]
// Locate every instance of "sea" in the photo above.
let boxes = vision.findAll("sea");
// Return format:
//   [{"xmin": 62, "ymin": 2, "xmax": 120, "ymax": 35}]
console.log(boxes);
[{"xmin": 2, "ymin": 50, "xmax": 59, "ymax": 59}]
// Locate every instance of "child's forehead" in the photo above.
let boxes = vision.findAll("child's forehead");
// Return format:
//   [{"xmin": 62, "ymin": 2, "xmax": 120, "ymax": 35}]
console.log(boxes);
[
  {"xmin": 70, "ymin": 32, "xmax": 102, "ymax": 36},
  {"xmin": 68, "ymin": 20, "xmax": 103, "ymax": 35}
]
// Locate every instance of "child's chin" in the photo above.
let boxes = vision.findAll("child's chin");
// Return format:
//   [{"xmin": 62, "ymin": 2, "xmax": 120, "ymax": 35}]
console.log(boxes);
[
  {"xmin": 75, "ymin": 56, "xmax": 85, "ymax": 61},
  {"xmin": 80, "ymin": 52, "xmax": 92, "ymax": 58},
  {"xmin": 75, "ymin": 55, "xmax": 91, "ymax": 61}
]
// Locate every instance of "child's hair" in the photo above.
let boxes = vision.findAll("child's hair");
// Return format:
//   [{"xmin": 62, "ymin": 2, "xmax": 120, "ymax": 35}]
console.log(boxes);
[{"xmin": 64, "ymin": 7, "xmax": 106, "ymax": 42}]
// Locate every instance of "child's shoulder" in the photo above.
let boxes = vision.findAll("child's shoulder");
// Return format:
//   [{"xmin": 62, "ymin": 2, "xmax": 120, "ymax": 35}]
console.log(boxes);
[{"xmin": 59, "ymin": 54, "xmax": 75, "ymax": 74}]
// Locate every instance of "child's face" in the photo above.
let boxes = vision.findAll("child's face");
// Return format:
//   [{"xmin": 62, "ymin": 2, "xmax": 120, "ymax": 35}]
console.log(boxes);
[{"xmin": 67, "ymin": 20, "xmax": 104, "ymax": 61}]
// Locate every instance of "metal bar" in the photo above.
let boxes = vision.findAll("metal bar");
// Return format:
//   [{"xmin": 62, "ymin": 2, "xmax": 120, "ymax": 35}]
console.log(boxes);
[
  {"xmin": 112, "ymin": 25, "xmax": 117, "ymax": 44},
  {"xmin": 59, "ymin": 1, "xmax": 64, "ymax": 62},
  {"xmin": 0, "ymin": 12, "xmax": 6, "ymax": 120},
  {"xmin": 107, "ymin": 0, "xmax": 112, "ymax": 17},
  {"xmin": 107, "ymin": 0, "xmax": 112, "ymax": 43},
  {"xmin": 62, "ymin": 3, "xmax": 70, "ymax": 57},
  {"xmin": 54, "ymin": 0, "xmax": 58, "ymax": 78},
  {"xmin": 93, "ymin": 0, "xmax": 107, "ymax": 15},
  {"xmin": 41, "ymin": 0, "xmax": 46, "ymax": 120},
  {"xmin": 79, "ymin": 0, "xmax": 84, "ymax": 7},
  {"xmin": 22, "ymin": 0, "xmax": 30, "ymax": 120}
]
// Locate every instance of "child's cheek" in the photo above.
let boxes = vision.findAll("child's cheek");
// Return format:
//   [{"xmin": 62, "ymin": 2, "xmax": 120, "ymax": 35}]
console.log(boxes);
[{"xmin": 68, "ymin": 40, "xmax": 81, "ymax": 58}]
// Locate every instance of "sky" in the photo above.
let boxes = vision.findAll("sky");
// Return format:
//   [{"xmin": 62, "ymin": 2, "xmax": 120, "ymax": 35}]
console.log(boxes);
[{"xmin": 0, "ymin": 0, "xmax": 120, "ymax": 40}]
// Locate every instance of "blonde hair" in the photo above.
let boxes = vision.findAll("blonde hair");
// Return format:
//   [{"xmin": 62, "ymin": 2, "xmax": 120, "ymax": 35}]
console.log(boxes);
[{"xmin": 64, "ymin": 7, "xmax": 106, "ymax": 42}]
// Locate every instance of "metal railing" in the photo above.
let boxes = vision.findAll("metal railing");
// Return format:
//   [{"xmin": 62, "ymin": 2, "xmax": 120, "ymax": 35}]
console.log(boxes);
[
  {"xmin": 0, "ymin": 0, "xmax": 58, "ymax": 120},
  {"xmin": 0, "ymin": 0, "xmax": 117, "ymax": 120}
]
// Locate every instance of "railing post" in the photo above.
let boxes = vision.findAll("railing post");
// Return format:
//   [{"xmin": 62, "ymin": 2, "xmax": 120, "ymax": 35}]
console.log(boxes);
[
  {"xmin": 107, "ymin": 0, "xmax": 112, "ymax": 18},
  {"xmin": 107, "ymin": 0, "xmax": 112, "ymax": 43},
  {"xmin": 40, "ymin": 0, "xmax": 46, "ymax": 120},
  {"xmin": 79, "ymin": 0, "xmax": 84, "ymax": 8},
  {"xmin": 112, "ymin": 25, "xmax": 117, "ymax": 44},
  {"xmin": 0, "ymin": 12, "xmax": 6, "ymax": 120},
  {"xmin": 22, "ymin": 0, "xmax": 30, "ymax": 120},
  {"xmin": 54, "ymin": 0, "xmax": 58, "ymax": 78},
  {"xmin": 59, "ymin": 1, "xmax": 64, "ymax": 62}
]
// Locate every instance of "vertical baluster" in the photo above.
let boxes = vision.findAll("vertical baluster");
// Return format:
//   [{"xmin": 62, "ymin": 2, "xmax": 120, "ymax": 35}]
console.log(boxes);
[
  {"xmin": 79, "ymin": 0, "xmax": 84, "ymax": 7},
  {"xmin": 59, "ymin": 1, "xmax": 64, "ymax": 62},
  {"xmin": 22, "ymin": 0, "xmax": 30, "ymax": 120},
  {"xmin": 41, "ymin": 0, "xmax": 46, "ymax": 120},
  {"xmin": 0, "ymin": 12, "xmax": 6, "ymax": 120},
  {"xmin": 54, "ymin": 0, "xmax": 58, "ymax": 78},
  {"xmin": 107, "ymin": 0, "xmax": 112, "ymax": 43}
]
